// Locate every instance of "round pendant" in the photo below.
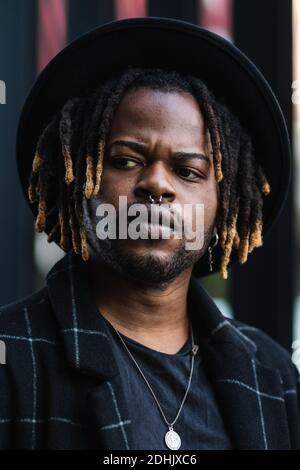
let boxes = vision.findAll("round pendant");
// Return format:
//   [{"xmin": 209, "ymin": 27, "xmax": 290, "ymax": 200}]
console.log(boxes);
[{"xmin": 165, "ymin": 429, "xmax": 181, "ymax": 450}]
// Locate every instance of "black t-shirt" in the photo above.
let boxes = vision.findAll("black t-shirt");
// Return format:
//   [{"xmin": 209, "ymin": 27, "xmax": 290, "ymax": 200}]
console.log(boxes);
[{"xmin": 101, "ymin": 314, "xmax": 232, "ymax": 450}]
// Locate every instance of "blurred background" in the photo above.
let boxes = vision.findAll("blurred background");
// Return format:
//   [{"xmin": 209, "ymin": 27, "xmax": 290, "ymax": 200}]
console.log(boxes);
[{"xmin": 0, "ymin": 0, "xmax": 299, "ymax": 367}]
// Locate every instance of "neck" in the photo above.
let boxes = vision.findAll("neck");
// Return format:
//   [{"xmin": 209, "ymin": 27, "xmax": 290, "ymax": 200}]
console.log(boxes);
[{"xmin": 87, "ymin": 260, "xmax": 193, "ymax": 354}]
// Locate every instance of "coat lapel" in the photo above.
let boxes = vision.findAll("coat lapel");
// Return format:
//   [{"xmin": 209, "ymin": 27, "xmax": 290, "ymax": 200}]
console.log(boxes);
[
  {"xmin": 86, "ymin": 376, "xmax": 134, "ymax": 450},
  {"xmin": 188, "ymin": 276, "xmax": 291, "ymax": 450}
]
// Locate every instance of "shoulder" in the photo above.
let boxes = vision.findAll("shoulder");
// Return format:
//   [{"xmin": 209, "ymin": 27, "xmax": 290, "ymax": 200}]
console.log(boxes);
[
  {"xmin": 0, "ymin": 287, "xmax": 51, "ymax": 323},
  {"xmin": 228, "ymin": 317, "xmax": 299, "ymax": 382},
  {"xmin": 0, "ymin": 287, "xmax": 59, "ymax": 397},
  {"xmin": 0, "ymin": 287, "xmax": 55, "ymax": 348}
]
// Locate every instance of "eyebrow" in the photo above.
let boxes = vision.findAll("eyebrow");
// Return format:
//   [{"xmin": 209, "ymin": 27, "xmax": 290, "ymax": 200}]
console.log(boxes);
[{"xmin": 107, "ymin": 140, "xmax": 210, "ymax": 164}]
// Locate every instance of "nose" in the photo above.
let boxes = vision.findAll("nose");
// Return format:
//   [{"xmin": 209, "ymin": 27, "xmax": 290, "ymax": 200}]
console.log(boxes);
[{"xmin": 134, "ymin": 161, "xmax": 176, "ymax": 204}]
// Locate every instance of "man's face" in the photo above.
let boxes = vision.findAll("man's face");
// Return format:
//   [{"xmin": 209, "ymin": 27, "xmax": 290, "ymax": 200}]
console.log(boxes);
[{"xmin": 82, "ymin": 87, "xmax": 219, "ymax": 286}]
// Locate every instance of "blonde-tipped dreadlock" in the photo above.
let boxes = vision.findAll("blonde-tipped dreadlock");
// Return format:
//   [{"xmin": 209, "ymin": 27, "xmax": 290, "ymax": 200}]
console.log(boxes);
[
  {"xmin": 93, "ymin": 141, "xmax": 105, "ymax": 197},
  {"xmin": 84, "ymin": 155, "xmax": 95, "ymax": 199},
  {"xmin": 62, "ymin": 144, "xmax": 74, "ymax": 185},
  {"xmin": 27, "ymin": 66, "xmax": 271, "ymax": 279}
]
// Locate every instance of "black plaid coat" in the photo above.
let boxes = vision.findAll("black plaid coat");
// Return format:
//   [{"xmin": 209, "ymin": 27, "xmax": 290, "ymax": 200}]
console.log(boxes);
[{"xmin": 0, "ymin": 250, "xmax": 299, "ymax": 450}]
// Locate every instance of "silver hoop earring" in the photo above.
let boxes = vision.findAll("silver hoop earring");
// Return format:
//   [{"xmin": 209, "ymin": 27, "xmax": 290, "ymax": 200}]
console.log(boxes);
[{"xmin": 208, "ymin": 232, "xmax": 219, "ymax": 272}]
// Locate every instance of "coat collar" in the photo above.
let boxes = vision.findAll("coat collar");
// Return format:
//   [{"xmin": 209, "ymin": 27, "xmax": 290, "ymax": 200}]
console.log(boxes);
[
  {"xmin": 46, "ymin": 250, "xmax": 290, "ymax": 450},
  {"xmin": 46, "ymin": 249, "xmax": 120, "ymax": 380},
  {"xmin": 46, "ymin": 249, "xmax": 256, "ymax": 376}
]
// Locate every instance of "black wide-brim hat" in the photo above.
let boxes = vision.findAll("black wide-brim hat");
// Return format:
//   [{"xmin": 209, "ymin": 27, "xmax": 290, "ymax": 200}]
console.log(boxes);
[{"xmin": 16, "ymin": 16, "xmax": 291, "ymax": 277}]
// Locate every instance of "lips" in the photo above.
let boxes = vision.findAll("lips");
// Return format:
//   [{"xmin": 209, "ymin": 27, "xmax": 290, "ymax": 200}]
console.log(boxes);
[
  {"xmin": 127, "ymin": 216, "xmax": 175, "ymax": 230},
  {"xmin": 136, "ymin": 222, "xmax": 175, "ymax": 240},
  {"xmin": 127, "ymin": 206, "xmax": 176, "ymax": 230},
  {"xmin": 138, "ymin": 221, "xmax": 174, "ymax": 232}
]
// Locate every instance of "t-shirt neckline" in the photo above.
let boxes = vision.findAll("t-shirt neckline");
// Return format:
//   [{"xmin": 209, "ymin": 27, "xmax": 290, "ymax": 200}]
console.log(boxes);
[{"xmin": 116, "ymin": 328, "xmax": 193, "ymax": 358}]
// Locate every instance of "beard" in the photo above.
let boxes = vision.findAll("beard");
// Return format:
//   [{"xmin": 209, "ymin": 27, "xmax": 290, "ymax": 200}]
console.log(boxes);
[{"xmin": 82, "ymin": 196, "xmax": 215, "ymax": 289}]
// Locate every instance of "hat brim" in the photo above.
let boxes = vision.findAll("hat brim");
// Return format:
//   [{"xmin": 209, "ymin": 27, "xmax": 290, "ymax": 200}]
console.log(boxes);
[{"xmin": 16, "ymin": 16, "xmax": 291, "ymax": 277}]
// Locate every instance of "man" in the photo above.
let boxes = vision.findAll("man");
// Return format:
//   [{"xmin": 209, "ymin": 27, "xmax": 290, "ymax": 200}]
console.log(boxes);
[{"xmin": 0, "ymin": 17, "xmax": 299, "ymax": 450}]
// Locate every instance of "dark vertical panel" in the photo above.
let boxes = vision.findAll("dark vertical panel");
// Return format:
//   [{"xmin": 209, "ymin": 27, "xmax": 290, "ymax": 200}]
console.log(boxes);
[
  {"xmin": 232, "ymin": 0, "xmax": 294, "ymax": 349},
  {"xmin": 68, "ymin": 0, "xmax": 115, "ymax": 42},
  {"xmin": 0, "ymin": 0, "xmax": 36, "ymax": 304},
  {"xmin": 148, "ymin": 0, "xmax": 197, "ymax": 23}
]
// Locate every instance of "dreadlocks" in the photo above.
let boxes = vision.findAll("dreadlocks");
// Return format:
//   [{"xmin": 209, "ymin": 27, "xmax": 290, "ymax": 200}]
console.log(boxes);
[{"xmin": 27, "ymin": 66, "xmax": 271, "ymax": 279}]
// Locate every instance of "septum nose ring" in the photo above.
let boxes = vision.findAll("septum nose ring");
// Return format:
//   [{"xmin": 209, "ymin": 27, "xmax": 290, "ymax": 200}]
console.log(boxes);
[{"xmin": 149, "ymin": 193, "xmax": 163, "ymax": 204}]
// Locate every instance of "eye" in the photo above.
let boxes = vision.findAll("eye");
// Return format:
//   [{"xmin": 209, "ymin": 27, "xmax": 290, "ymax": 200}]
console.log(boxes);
[
  {"xmin": 176, "ymin": 167, "xmax": 203, "ymax": 180},
  {"xmin": 111, "ymin": 157, "xmax": 141, "ymax": 169}
]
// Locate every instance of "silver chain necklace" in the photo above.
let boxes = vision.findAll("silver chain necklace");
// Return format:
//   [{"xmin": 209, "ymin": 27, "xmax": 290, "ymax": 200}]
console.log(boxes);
[{"xmin": 108, "ymin": 320, "xmax": 199, "ymax": 450}]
